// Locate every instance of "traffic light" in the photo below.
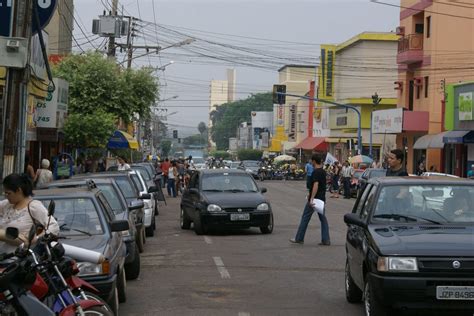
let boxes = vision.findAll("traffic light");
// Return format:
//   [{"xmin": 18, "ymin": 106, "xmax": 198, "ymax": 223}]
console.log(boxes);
[
  {"xmin": 273, "ymin": 84, "xmax": 286, "ymax": 104},
  {"xmin": 173, "ymin": 130, "xmax": 178, "ymax": 139},
  {"xmin": 372, "ymin": 93, "xmax": 382, "ymax": 105}
]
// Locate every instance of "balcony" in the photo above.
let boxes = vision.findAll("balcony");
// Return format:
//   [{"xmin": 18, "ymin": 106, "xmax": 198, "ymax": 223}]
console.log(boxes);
[{"xmin": 397, "ymin": 34, "xmax": 424, "ymax": 65}]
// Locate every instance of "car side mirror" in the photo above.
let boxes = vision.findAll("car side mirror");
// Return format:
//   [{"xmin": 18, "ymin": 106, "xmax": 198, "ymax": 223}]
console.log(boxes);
[
  {"xmin": 148, "ymin": 186, "xmax": 158, "ymax": 193},
  {"xmin": 260, "ymin": 187, "xmax": 267, "ymax": 193},
  {"xmin": 139, "ymin": 193, "xmax": 152, "ymax": 200},
  {"xmin": 129, "ymin": 200, "xmax": 144, "ymax": 210},
  {"xmin": 110, "ymin": 220, "xmax": 130, "ymax": 232},
  {"xmin": 48, "ymin": 200, "xmax": 55, "ymax": 217},
  {"xmin": 344, "ymin": 213, "xmax": 367, "ymax": 228},
  {"xmin": 189, "ymin": 188, "xmax": 199, "ymax": 195}
]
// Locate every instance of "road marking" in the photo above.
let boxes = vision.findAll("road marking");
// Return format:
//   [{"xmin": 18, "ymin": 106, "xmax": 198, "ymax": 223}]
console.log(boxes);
[
  {"xmin": 213, "ymin": 256, "xmax": 231, "ymax": 279},
  {"xmin": 238, "ymin": 313, "xmax": 250, "ymax": 316},
  {"xmin": 204, "ymin": 236, "xmax": 213, "ymax": 244}
]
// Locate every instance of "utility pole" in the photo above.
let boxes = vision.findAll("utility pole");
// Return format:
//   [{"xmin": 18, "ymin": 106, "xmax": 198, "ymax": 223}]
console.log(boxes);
[
  {"xmin": 107, "ymin": 0, "xmax": 118, "ymax": 57},
  {"xmin": 2, "ymin": 0, "xmax": 33, "ymax": 177}
]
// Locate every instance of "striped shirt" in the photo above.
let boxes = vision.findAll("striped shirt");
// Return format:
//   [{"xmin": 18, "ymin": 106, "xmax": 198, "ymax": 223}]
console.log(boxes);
[{"xmin": 341, "ymin": 166, "xmax": 353, "ymax": 178}]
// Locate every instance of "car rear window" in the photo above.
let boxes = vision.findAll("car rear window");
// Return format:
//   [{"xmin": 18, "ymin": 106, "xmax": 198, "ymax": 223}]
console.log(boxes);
[
  {"xmin": 373, "ymin": 185, "xmax": 474, "ymax": 224},
  {"xmin": 96, "ymin": 184, "xmax": 124, "ymax": 214},
  {"xmin": 132, "ymin": 167, "xmax": 151, "ymax": 181},
  {"xmin": 131, "ymin": 174, "xmax": 144, "ymax": 192},
  {"xmin": 40, "ymin": 198, "xmax": 103, "ymax": 236},
  {"xmin": 202, "ymin": 173, "xmax": 258, "ymax": 192},
  {"xmin": 115, "ymin": 177, "xmax": 137, "ymax": 199},
  {"xmin": 353, "ymin": 171, "xmax": 363, "ymax": 179}
]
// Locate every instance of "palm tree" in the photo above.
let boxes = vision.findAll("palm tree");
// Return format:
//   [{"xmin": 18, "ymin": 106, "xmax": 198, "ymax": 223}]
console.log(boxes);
[{"xmin": 198, "ymin": 121, "xmax": 207, "ymax": 146}]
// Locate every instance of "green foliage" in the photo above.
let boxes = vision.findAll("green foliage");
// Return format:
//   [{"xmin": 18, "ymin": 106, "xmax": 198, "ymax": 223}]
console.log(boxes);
[
  {"xmin": 160, "ymin": 140, "xmax": 172, "ymax": 157},
  {"xmin": 109, "ymin": 149, "xmax": 142, "ymax": 163},
  {"xmin": 210, "ymin": 92, "xmax": 272, "ymax": 150},
  {"xmin": 183, "ymin": 134, "xmax": 205, "ymax": 146},
  {"xmin": 198, "ymin": 122, "xmax": 207, "ymax": 135},
  {"xmin": 63, "ymin": 111, "xmax": 116, "ymax": 148},
  {"xmin": 210, "ymin": 150, "xmax": 230, "ymax": 160},
  {"xmin": 237, "ymin": 149, "xmax": 263, "ymax": 161},
  {"xmin": 54, "ymin": 52, "xmax": 158, "ymax": 122}
]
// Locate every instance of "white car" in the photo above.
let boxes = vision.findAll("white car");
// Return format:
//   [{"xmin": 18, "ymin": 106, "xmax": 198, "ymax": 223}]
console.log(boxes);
[
  {"xmin": 128, "ymin": 169, "xmax": 157, "ymax": 237},
  {"xmin": 420, "ymin": 172, "xmax": 459, "ymax": 178}
]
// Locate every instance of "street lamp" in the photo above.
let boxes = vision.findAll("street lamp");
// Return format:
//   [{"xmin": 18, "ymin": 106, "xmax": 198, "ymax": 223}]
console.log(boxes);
[
  {"xmin": 370, "ymin": 93, "xmax": 382, "ymax": 159},
  {"xmin": 154, "ymin": 61, "xmax": 174, "ymax": 72}
]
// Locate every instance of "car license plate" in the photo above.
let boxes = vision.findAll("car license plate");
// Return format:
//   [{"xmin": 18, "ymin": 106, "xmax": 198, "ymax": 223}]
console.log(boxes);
[
  {"xmin": 436, "ymin": 286, "xmax": 474, "ymax": 300},
  {"xmin": 230, "ymin": 213, "xmax": 250, "ymax": 221}
]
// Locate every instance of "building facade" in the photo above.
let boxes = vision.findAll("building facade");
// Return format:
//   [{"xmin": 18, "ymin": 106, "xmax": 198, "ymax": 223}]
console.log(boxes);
[
  {"xmin": 398, "ymin": 0, "xmax": 474, "ymax": 174},
  {"xmin": 45, "ymin": 0, "xmax": 74, "ymax": 61}
]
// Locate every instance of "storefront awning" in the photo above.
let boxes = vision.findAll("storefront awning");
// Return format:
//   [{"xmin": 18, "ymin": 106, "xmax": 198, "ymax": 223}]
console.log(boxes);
[
  {"xmin": 413, "ymin": 132, "xmax": 449, "ymax": 149},
  {"xmin": 443, "ymin": 131, "xmax": 470, "ymax": 144},
  {"xmin": 325, "ymin": 137, "xmax": 351, "ymax": 143},
  {"xmin": 294, "ymin": 137, "xmax": 328, "ymax": 151},
  {"xmin": 107, "ymin": 130, "xmax": 139, "ymax": 150}
]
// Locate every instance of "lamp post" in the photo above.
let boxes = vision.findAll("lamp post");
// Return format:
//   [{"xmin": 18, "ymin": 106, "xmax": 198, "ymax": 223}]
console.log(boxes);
[{"xmin": 370, "ymin": 93, "xmax": 382, "ymax": 159}]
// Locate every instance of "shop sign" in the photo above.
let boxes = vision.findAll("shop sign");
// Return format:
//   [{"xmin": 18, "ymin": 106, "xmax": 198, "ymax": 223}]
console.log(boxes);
[
  {"xmin": 36, "ymin": 127, "xmax": 58, "ymax": 142},
  {"xmin": 372, "ymin": 108, "xmax": 403, "ymax": 134},
  {"xmin": 289, "ymin": 104, "xmax": 296, "ymax": 141},
  {"xmin": 40, "ymin": 78, "xmax": 68, "ymax": 128},
  {"xmin": 459, "ymin": 92, "xmax": 473, "ymax": 121},
  {"xmin": 277, "ymin": 104, "xmax": 284, "ymax": 126}
]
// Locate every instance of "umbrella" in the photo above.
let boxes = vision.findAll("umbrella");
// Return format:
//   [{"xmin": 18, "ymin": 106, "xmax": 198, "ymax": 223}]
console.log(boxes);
[
  {"xmin": 349, "ymin": 155, "xmax": 373, "ymax": 164},
  {"xmin": 274, "ymin": 154, "xmax": 296, "ymax": 162}
]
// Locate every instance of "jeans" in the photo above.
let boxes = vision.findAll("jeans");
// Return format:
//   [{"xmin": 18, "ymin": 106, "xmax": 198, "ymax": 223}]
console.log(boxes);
[
  {"xmin": 343, "ymin": 177, "xmax": 351, "ymax": 198},
  {"xmin": 167, "ymin": 178, "xmax": 176, "ymax": 197},
  {"xmin": 295, "ymin": 202, "xmax": 330, "ymax": 242}
]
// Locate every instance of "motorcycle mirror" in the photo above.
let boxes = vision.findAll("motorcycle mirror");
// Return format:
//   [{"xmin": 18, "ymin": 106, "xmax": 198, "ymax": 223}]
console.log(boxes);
[
  {"xmin": 5, "ymin": 227, "xmax": 19, "ymax": 240},
  {"xmin": 47, "ymin": 200, "xmax": 55, "ymax": 217}
]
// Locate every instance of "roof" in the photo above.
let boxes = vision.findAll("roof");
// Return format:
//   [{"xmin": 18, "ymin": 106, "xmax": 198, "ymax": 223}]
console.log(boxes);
[
  {"xmin": 33, "ymin": 187, "xmax": 99, "ymax": 197},
  {"xmin": 278, "ymin": 64, "xmax": 317, "ymax": 72},
  {"xmin": 336, "ymin": 32, "xmax": 399, "ymax": 53},
  {"xmin": 73, "ymin": 171, "xmax": 131, "ymax": 179},
  {"xmin": 294, "ymin": 137, "xmax": 327, "ymax": 151},
  {"xmin": 199, "ymin": 169, "xmax": 248, "ymax": 175},
  {"xmin": 368, "ymin": 176, "xmax": 474, "ymax": 186}
]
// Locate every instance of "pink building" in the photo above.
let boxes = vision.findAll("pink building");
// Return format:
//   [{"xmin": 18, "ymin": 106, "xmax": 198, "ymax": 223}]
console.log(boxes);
[{"xmin": 396, "ymin": 0, "xmax": 474, "ymax": 174}]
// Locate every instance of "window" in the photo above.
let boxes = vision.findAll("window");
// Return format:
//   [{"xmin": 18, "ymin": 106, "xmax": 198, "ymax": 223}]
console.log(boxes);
[
  {"xmin": 97, "ymin": 193, "xmax": 115, "ymax": 222},
  {"xmin": 361, "ymin": 186, "xmax": 378, "ymax": 220},
  {"xmin": 353, "ymin": 184, "xmax": 372, "ymax": 215},
  {"xmin": 426, "ymin": 16, "xmax": 431, "ymax": 38},
  {"xmin": 416, "ymin": 84, "xmax": 421, "ymax": 99},
  {"xmin": 97, "ymin": 184, "xmax": 124, "ymax": 214},
  {"xmin": 201, "ymin": 173, "xmax": 258, "ymax": 192},
  {"xmin": 415, "ymin": 23, "xmax": 424, "ymax": 34},
  {"xmin": 424, "ymin": 76, "xmax": 429, "ymax": 98},
  {"xmin": 131, "ymin": 174, "xmax": 144, "ymax": 192},
  {"xmin": 116, "ymin": 177, "xmax": 137, "ymax": 199}
]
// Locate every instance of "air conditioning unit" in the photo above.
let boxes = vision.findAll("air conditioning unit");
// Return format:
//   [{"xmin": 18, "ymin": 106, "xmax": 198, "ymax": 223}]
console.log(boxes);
[
  {"xmin": 396, "ymin": 26, "xmax": 405, "ymax": 36},
  {"xmin": 394, "ymin": 81, "xmax": 403, "ymax": 91},
  {"xmin": 414, "ymin": 77, "xmax": 423, "ymax": 86}
]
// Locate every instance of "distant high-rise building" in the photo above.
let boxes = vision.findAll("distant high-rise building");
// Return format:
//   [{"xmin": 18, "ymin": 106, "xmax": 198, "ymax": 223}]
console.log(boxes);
[
  {"xmin": 46, "ymin": 0, "xmax": 74, "ymax": 62},
  {"xmin": 227, "ymin": 68, "xmax": 236, "ymax": 102}
]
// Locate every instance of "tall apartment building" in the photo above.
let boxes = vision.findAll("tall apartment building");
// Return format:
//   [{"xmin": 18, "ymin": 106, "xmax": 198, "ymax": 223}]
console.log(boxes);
[
  {"xmin": 397, "ymin": 0, "xmax": 474, "ymax": 173},
  {"xmin": 45, "ymin": 0, "xmax": 74, "ymax": 61}
]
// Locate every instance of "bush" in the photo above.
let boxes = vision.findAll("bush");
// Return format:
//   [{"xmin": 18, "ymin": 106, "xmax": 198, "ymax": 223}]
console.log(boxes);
[
  {"xmin": 237, "ymin": 149, "xmax": 263, "ymax": 161},
  {"xmin": 210, "ymin": 150, "xmax": 231, "ymax": 160}
]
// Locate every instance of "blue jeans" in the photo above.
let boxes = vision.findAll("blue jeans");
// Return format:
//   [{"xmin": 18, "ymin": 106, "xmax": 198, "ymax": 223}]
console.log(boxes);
[
  {"xmin": 167, "ymin": 178, "xmax": 176, "ymax": 197},
  {"xmin": 295, "ymin": 202, "xmax": 330, "ymax": 243}
]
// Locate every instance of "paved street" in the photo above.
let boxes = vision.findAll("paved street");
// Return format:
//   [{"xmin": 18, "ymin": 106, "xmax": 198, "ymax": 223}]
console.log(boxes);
[{"xmin": 120, "ymin": 180, "xmax": 364, "ymax": 316}]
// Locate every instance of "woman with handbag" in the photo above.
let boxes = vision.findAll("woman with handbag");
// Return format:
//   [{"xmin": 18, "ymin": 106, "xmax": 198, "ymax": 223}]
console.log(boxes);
[{"xmin": 0, "ymin": 173, "xmax": 59, "ymax": 253}]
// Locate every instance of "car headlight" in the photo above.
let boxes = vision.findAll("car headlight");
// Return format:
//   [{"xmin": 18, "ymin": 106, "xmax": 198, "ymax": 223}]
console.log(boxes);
[
  {"xmin": 143, "ymin": 199, "xmax": 153, "ymax": 209},
  {"xmin": 377, "ymin": 257, "xmax": 418, "ymax": 272},
  {"xmin": 207, "ymin": 204, "xmax": 223, "ymax": 213},
  {"xmin": 246, "ymin": 169, "xmax": 253, "ymax": 173},
  {"xmin": 257, "ymin": 203, "xmax": 269, "ymax": 211},
  {"xmin": 77, "ymin": 262, "xmax": 102, "ymax": 276}
]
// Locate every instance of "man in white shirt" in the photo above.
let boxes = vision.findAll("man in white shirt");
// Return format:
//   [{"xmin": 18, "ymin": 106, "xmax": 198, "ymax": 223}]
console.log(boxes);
[
  {"xmin": 117, "ymin": 157, "xmax": 131, "ymax": 171},
  {"xmin": 341, "ymin": 161, "xmax": 354, "ymax": 199}
]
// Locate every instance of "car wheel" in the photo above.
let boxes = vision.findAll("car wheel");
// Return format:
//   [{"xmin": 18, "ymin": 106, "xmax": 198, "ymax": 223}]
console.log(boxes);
[
  {"xmin": 117, "ymin": 268, "xmax": 127, "ymax": 303},
  {"xmin": 345, "ymin": 260, "xmax": 362, "ymax": 303},
  {"xmin": 155, "ymin": 203, "xmax": 159, "ymax": 216},
  {"xmin": 108, "ymin": 285, "xmax": 119, "ymax": 316},
  {"xmin": 194, "ymin": 216, "xmax": 207, "ymax": 235},
  {"xmin": 180, "ymin": 208, "xmax": 191, "ymax": 229},
  {"xmin": 364, "ymin": 277, "xmax": 389, "ymax": 316},
  {"xmin": 141, "ymin": 225, "xmax": 146, "ymax": 244},
  {"xmin": 260, "ymin": 213, "xmax": 274, "ymax": 234},
  {"xmin": 124, "ymin": 246, "xmax": 140, "ymax": 280},
  {"xmin": 145, "ymin": 217, "xmax": 155, "ymax": 237},
  {"xmin": 136, "ymin": 226, "xmax": 145, "ymax": 253}
]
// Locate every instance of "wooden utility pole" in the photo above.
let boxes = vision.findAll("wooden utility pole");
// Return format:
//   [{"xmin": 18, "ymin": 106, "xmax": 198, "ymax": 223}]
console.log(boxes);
[
  {"xmin": 2, "ymin": 0, "xmax": 33, "ymax": 177},
  {"xmin": 107, "ymin": 0, "xmax": 118, "ymax": 57}
]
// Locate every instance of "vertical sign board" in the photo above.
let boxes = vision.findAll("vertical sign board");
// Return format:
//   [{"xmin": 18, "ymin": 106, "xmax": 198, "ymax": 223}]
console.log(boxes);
[
  {"xmin": 0, "ymin": 0, "xmax": 14, "ymax": 37},
  {"xmin": 37, "ymin": 78, "xmax": 68, "ymax": 129},
  {"xmin": 0, "ymin": 1, "xmax": 58, "ymax": 36},
  {"xmin": 459, "ymin": 92, "xmax": 473, "ymax": 121}
]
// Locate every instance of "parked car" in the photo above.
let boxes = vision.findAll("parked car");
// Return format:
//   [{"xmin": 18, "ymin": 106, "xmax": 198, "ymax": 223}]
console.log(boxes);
[
  {"xmin": 343, "ymin": 176, "xmax": 474, "ymax": 315},
  {"xmin": 238, "ymin": 160, "xmax": 261, "ymax": 179},
  {"xmin": 34, "ymin": 187, "xmax": 130, "ymax": 315},
  {"xmin": 128, "ymin": 169, "xmax": 158, "ymax": 237},
  {"xmin": 40, "ymin": 178, "xmax": 144, "ymax": 280},
  {"xmin": 357, "ymin": 168, "xmax": 387, "ymax": 197},
  {"xmin": 421, "ymin": 172, "xmax": 460, "ymax": 178},
  {"xmin": 180, "ymin": 169, "xmax": 273, "ymax": 235}
]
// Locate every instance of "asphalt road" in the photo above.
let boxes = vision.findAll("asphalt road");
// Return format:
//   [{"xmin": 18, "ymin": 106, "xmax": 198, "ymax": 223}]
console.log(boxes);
[{"xmin": 120, "ymin": 180, "xmax": 364, "ymax": 316}]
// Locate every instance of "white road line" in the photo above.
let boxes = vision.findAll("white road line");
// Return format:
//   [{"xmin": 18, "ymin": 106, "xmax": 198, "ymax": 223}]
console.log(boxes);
[
  {"xmin": 204, "ymin": 236, "xmax": 213, "ymax": 244},
  {"xmin": 213, "ymin": 256, "xmax": 231, "ymax": 279},
  {"xmin": 238, "ymin": 313, "xmax": 250, "ymax": 316}
]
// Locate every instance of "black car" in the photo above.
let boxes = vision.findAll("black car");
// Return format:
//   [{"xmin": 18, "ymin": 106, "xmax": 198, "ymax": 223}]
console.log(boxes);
[
  {"xmin": 34, "ymin": 187, "xmax": 130, "ymax": 315},
  {"xmin": 238, "ymin": 160, "xmax": 261, "ymax": 179},
  {"xmin": 357, "ymin": 168, "xmax": 386, "ymax": 197},
  {"xmin": 180, "ymin": 169, "xmax": 273, "ymax": 235},
  {"xmin": 41, "ymin": 178, "xmax": 144, "ymax": 280},
  {"xmin": 343, "ymin": 176, "xmax": 474, "ymax": 315}
]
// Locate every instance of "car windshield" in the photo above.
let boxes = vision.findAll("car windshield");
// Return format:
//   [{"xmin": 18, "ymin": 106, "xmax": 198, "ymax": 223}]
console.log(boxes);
[
  {"xmin": 202, "ymin": 173, "xmax": 259, "ymax": 192},
  {"xmin": 353, "ymin": 171, "xmax": 363, "ymax": 179},
  {"xmin": 41, "ymin": 198, "xmax": 103, "ymax": 236},
  {"xmin": 372, "ymin": 185, "xmax": 474, "ymax": 224},
  {"xmin": 193, "ymin": 157, "xmax": 205, "ymax": 164},
  {"xmin": 96, "ymin": 184, "xmax": 124, "ymax": 214},
  {"xmin": 230, "ymin": 162, "xmax": 240, "ymax": 168},
  {"xmin": 243, "ymin": 161, "xmax": 259, "ymax": 167},
  {"xmin": 115, "ymin": 177, "xmax": 137, "ymax": 199},
  {"xmin": 131, "ymin": 174, "xmax": 145, "ymax": 192}
]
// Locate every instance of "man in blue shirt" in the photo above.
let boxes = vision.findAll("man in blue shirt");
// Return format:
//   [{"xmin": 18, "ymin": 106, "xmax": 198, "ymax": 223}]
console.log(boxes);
[{"xmin": 305, "ymin": 160, "xmax": 314, "ymax": 190}]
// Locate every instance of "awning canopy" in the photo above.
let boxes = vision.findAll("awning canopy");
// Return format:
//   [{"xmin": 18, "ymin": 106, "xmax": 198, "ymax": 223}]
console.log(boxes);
[
  {"xmin": 443, "ymin": 131, "xmax": 470, "ymax": 144},
  {"xmin": 413, "ymin": 132, "xmax": 449, "ymax": 149},
  {"xmin": 294, "ymin": 137, "xmax": 328, "ymax": 151},
  {"xmin": 107, "ymin": 130, "xmax": 139, "ymax": 150}
]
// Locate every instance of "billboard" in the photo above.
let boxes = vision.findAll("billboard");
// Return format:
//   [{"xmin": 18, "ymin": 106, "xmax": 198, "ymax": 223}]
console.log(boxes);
[
  {"xmin": 459, "ymin": 92, "xmax": 473, "ymax": 121},
  {"xmin": 372, "ymin": 108, "xmax": 403, "ymax": 134}
]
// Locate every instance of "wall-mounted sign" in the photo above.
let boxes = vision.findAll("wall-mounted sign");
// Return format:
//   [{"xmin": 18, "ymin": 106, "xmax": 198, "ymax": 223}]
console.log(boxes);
[
  {"xmin": 459, "ymin": 92, "xmax": 473, "ymax": 121},
  {"xmin": 289, "ymin": 104, "xmax": 296, "ymax": 141},
  {"xmin": 277, "ymin": 104, "xmax": 284, "ymax": 126},
  {"xmin": 372, "ymin": 108, "xmax": 403, "ymax": 134}
]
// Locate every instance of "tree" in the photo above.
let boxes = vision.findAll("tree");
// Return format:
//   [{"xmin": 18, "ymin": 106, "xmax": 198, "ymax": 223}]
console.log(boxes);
[
  {"xmin": 160, "ymin": 140, "xmax": 172, "ymax": 158},
  {"xmin": 63, "ymin": 110, "xmax": 116, "ymax": 148},
  {"xmin": 237, "ymin": 149, "xmax": 263, "ymax": 161},
  {"xmin": 211, "ymin": 92, "xmax": 273, "ymax": 150},
  {"xmin": 210, "ymin": 150, "xmax": 230, "ymax": 160},
  {"xmin": 183, "ymin": 134, "xmax": 204, "ymax": 146},
  {"xmin": 54, "ymin": 52, "xmax": 159, "ymax": 123},
  {"xmin": 197, "ymin": 121, "xmax": 207, "ymax": 145}
]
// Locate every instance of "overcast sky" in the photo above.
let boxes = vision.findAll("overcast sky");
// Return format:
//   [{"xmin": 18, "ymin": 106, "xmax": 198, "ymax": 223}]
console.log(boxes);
[{"xmin": 74, "ymin": 0, "xmax": 399, "ymax": 137}]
